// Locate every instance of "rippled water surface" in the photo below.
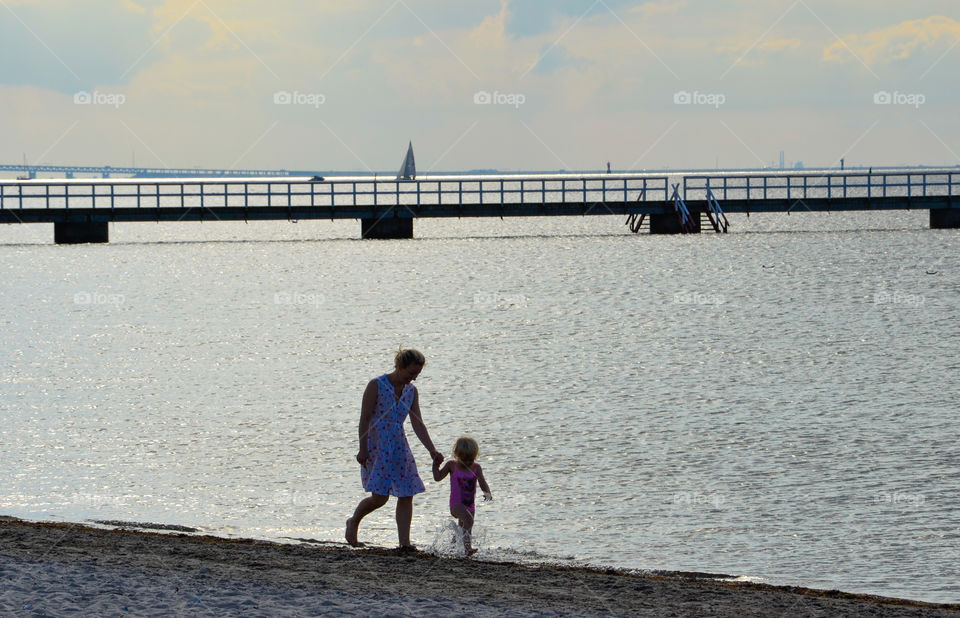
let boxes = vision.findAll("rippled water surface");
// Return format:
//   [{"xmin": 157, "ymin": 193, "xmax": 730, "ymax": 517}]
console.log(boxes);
[{"xmin": 1, "ymin": 211, "xmax": 958, "ymax": 603}]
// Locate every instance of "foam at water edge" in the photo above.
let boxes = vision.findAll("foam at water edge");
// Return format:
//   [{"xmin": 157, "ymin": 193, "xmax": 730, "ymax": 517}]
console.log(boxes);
[{"xmin": 721, "ymin": 575, "xmax": 768, "ymax": 584}]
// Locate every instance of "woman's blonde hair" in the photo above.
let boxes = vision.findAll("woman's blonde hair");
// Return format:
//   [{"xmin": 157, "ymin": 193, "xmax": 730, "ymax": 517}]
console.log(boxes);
[
  {"xmin": 394, "ymin": 348, "xmax": 426, "ymax": 369},
  {"xmin": 453, "ymin": 436, "xmax": 479, "ymax": 466}
]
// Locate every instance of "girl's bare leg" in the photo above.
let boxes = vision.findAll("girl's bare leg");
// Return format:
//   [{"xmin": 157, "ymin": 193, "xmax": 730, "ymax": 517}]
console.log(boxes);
[
  {"xmin": 396, "ymin": 496, "xmax": 413, "ymax": 547},
  {"xmin": 450, "ymin": 505, "xmax": 476, "ymax": 555},
  {"xmin": 346, "ymin": 493, "xmax": 389, "ymax": 546}
]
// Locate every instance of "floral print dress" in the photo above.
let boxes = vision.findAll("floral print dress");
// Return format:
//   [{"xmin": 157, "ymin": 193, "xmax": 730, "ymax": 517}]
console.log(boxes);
[{"xmin": 360, "ymin": 375, "xmax": 425, "ymax": 497}]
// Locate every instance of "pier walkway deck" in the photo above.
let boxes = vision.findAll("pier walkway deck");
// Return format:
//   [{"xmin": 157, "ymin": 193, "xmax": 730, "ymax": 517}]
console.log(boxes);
[{"xmin": 1, "ymin": 170, "xmax": 957, "ymax": 242}]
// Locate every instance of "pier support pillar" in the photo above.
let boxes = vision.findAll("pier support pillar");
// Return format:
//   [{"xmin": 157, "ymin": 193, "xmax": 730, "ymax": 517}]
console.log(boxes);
[
  {"xmin": 361, "ymin": 217, "xmax": 413, "ymax": 239},
  {"xmin": 649, "ymin": 213, "xmax": 701, "ymax": 234},
  {"xmin": 930, "ymin": 209, "xmax": 960, "ymax": 229},
  {"xmin": 54, "ymin": 222, "xmax": 109, "ymax": 244}
]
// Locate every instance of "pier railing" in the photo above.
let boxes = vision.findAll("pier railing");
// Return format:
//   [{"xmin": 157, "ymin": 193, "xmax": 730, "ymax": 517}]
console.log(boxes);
[
  {"xmin": 6, "ymin": 171, "xmax": 956, "ymax": 211},
  {"xmin": 0, "ymin": 174, "xmax": 669, "ymax": 210},
  {"xmin": 683, "ymin": 170, "xmax": 960, "ymax": 202}
]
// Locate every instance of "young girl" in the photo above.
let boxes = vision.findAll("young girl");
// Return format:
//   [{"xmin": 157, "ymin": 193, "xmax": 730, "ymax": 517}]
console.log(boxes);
[{"xmin": 432, "ymin": 436, "xmax": 492, "ymax": 555}]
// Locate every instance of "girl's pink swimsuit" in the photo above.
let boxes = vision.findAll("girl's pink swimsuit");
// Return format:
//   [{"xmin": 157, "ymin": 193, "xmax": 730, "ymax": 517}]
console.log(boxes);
[{"xmin": 449, "ymin": 464, "xmax": 478, "ymax": 514}]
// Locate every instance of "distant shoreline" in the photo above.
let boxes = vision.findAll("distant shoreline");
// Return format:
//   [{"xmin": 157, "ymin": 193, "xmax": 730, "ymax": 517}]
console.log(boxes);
[
  {"xmin": 1, "ymin": 516, "xmax": 956, "ymax": 616},
  {"xmin": 3, "ymin": 163, "xmax": 959, "ymax": 182}
]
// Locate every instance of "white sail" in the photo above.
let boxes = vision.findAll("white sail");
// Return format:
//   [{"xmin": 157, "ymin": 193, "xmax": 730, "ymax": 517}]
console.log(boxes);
[{"xmin": 397, "ymin": 141, "xmax": 416, "ymax": 180}]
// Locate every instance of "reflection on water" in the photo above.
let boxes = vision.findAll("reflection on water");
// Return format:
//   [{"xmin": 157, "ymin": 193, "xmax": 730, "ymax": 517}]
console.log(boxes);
[{"xmin": 0, "ymin": 211, "xmax": 958, "ymax": 603}]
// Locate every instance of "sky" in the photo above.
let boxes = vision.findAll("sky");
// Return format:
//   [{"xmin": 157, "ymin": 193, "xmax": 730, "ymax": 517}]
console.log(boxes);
[{"xmin": 1, "ymin": 0, "xmax": 958, "ymax": 173}]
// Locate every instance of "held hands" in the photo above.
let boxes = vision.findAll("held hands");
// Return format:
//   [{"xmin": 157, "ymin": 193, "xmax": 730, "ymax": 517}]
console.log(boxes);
[{"xmin": 359, "ymin": 449, "xmax": 442, "ymax": 467}]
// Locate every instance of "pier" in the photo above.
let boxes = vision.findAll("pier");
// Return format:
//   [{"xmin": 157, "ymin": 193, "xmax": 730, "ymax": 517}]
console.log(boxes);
[{"xmin": 0, "ymin": 170, "xmax": 957, "ymax": 243}]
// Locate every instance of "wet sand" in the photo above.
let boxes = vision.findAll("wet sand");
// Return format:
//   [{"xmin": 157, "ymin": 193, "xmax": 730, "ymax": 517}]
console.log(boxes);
[{"xmin": 1, "ymin": 517, "xmax": 957, "ymax": 617}]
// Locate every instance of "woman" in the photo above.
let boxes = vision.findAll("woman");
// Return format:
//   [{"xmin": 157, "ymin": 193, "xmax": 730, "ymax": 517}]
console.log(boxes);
[{"xmin": 345, "ymin": 349, "xmax": 443, "ymax": 550}]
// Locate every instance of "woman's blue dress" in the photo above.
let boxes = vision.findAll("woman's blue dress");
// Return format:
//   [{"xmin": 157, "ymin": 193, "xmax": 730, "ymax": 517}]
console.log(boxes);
[{"xmin": 360, "ymin": 375, "xmax": 425, "ymax": 497}]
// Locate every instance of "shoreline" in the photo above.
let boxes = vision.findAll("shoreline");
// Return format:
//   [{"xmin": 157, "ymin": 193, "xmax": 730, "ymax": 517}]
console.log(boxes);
[{"xmin": 1, "ymin": 516, "xmax": 957, "ymax": 616}]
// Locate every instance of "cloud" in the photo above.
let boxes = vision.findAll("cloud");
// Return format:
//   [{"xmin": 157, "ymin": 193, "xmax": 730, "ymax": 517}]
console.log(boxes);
[
  {"xmin": 3, "ymin": 2, "xmax": 960, "ymax": 172},
  {"xmin": 121, "ymin": 0, "xmax": 149, "ymax": 14},
  {"xmin": 628, "ymin": 1, "xmax": 687, "ymax": 20},
  {"xmin": 503, "ymin": 0, "xmax": 587, "ymax": 38},
  {"xmin": 758, "ymin": 38, "xmax": 803, "ymax": 52},
  {"xmin": 823, "ymin": 15, "xmax": 960, "ymax": 65},
  {"xmin": 527, "ymin": 44, "xmax": 592, "ymax": 76},
  {"xmin": 471, "ymin": 0, "xmax": 509, "ymax": 46},
  {"xmin": 0, "ymin": 1, "xmax": 156, "ymax": 92},
  {"xmin": 716, "ymin": 37, "xmax": 806, "ymax": 66}
]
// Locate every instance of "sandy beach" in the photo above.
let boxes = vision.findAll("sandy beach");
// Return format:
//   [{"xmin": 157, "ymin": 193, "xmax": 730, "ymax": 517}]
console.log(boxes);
[{"xmin": 0, "ymin": 517, "xmax": 956, "ymax": 617}]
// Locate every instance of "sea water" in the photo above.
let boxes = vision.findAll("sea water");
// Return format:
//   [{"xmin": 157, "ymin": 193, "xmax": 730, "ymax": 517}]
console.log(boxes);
[{"xmin": 0, "ymin": 208, "xmax": 958, "ymax": 603}]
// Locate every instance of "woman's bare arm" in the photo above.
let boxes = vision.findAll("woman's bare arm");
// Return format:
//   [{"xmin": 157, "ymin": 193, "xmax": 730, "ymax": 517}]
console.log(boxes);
[
  {"xmin": 356, "ymin": 379, "xmax": 378, "ymax": 464},
  {"xmin": 408, "ymin": 388, "xmax": 442, "ymax": 463}
]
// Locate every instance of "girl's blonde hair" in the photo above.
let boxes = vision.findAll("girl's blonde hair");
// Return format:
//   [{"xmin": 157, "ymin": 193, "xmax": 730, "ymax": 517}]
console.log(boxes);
[
  {"xmin": 394, "ymin": 348, "xmax": 426, "ymax": 370},
  {"xmin": 453, "ymin": 436, "xmax": 479, "ymax": 466}
]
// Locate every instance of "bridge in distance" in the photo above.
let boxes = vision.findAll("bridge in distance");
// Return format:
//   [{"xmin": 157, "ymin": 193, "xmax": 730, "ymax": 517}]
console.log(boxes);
[{"xmin": 1, "ymin": 168, "xmax": 958, "ymax": 243}]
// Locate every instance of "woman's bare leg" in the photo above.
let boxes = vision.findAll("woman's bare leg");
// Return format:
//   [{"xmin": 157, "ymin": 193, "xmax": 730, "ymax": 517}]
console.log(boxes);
[
  {"xmin": 396, "ymin": 496, "xmax": 413, "ymax": 547},
  {"xmin": 346, "ymin": 493, "xmax": 389, "ymax": 546}
]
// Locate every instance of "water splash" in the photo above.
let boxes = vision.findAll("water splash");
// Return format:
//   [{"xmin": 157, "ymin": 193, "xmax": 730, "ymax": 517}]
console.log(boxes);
[{"xmin": 426, "ymin": 520, "xmax": 486, "ymax": 558}]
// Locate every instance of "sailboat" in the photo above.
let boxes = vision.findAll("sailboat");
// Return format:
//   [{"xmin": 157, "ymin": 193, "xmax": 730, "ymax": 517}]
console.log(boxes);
[{"xmin": 396, "ymin": 141, "xmax": 416, "ymax": 180}]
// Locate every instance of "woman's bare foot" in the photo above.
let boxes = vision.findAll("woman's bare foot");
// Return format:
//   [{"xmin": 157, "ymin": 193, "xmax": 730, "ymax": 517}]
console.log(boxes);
[
  {"xmin": 345, "ymin": 517, "xmax": 363, "ymax": 547},
  {"xmin": 467, "ymin": 548, "xmax": 478, "ymax": 556}
]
